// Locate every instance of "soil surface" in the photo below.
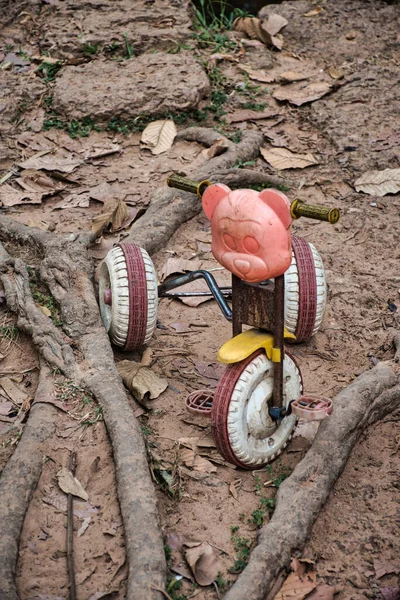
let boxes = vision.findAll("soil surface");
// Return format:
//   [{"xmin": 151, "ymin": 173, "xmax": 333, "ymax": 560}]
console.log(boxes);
[{"xmin": 0, "ymin": 1, "xmax": 399, "ymax": 599}]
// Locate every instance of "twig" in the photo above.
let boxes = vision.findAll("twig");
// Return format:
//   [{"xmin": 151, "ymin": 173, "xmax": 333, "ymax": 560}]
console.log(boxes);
[
  {"xmin": 67, "ymin": 451, "xmax": 77, "ymax": 600},
  {"xmin": 151, "ymin": 586, "xmax": 174, "ymax": 600}
]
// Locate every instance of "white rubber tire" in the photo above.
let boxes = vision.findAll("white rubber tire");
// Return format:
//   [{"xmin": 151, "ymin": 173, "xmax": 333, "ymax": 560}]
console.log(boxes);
[
  {"xmin": 211, "ymin": 351, "xmax": 302, "ymax": 468},
  {"xmin": 99, "ymin": 245, "xmax": 158, "ymax": 349},
  {"xmin": 284, "ymin": 240, "xmax": 327, "ymax": 341}
]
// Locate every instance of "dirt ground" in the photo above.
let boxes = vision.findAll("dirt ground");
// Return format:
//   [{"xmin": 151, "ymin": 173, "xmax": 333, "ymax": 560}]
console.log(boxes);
[{"xmin": 0, "ymin": 0, "xmax": 399, "ymax": 599}]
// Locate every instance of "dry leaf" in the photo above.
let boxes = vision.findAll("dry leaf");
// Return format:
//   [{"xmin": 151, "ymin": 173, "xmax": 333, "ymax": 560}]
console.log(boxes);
[
  {"xmin": 238, "ymin": 64, "xmax": 275, "ymax": 83},
  {"xmin": 0, "ymin": 377, "xmax": 29, "ymax": 405},
  {"xmin": 0, "ymin": 184, "xmax": 43, "ymax": 207},
  {"xmin": 328, "ymin": 66, "xmax": 344, "ymax": 79},
  {"xmin": 306, "ymin": 584, "xmax": 336, "ymax": 599},
  {"xmin": 117, "ymin": 360, "xmax": 168, "ymax": 401},
  {"xmin": 279, "ymin": 71, "xmax": 313, "ymax": 83},
  {"xmin": 77, "ymin": 516, "xmax": 91, "ymax": 537},
  {"xmin": 57, "ymin": 467, "xmax": 89, "ymax": 501},
  {"xmin": 88, "ymin": 235, "xmax": 120, "ymax": 260},
  {"xmin": 178, "ymin": 436, "xmax": 216, "ymax": 449},
  {"xmin": 184, "ymin": 542, "xmax": 222, "ymax": 586},
  {"xmin": 160, "ymin": 257, "xmax": 202, "ymax": 281},
  {"xmin": 354, "ymin": 168, "xmax": 400, "ymax": 197},
  {"xmin": 141, "ymin": 119, "xmax": 177, "ymax": 155},
  {"xmin": 260, "ymin": 147, "xmax": 319, "ymax": 170},
  {"xmin": 303, "ymin": 7, "xmax": 323, "ymax": 17},
  {"xmin": 53, "ymin": 189, "xmax": 91, "ymax": 209},
  {"xmin": 91, "ymin": 198, "xmax": 129, "ymax": 236},
  {"xmin": 180, "ymin": 449, "xmax": 217, "ymax": 474},
  {"xmin": 208, "ymin": 53, "xmax": 239, "ymax": 67},
  {"xmin": 83, "ymin": 143, "xmax": 121, "ymax": 160},
  {"xmin": 274, "ymin": 570, "xmax": 317, "ymax": 599},
  {"xmin": 273, "ymin": 81, "xmax": 332, "ymax": 106},
  {"xmin": 15, "ymin": 170, "xmax": 61, "ymax": 193},
  {"xmin": 262, "ymin": 13, "xmax": 288, "ymax": 36},
  {"xmin": 202, "ymin": 138, "xmax": 229, "ymax": 159},
  {"xmin": 226, "ymin": 109, "xmax": 278, "ymax": 124},
  {"xmin": 229, "ymin": 479, "xmax": 242, "ymax": 500},
  {"xmin": 170, "ymin": 322, "xmax": 193, "ymax": 333},
  {"xmin": 17, "ymin": 155, "xmax": 82, "ymax": 173}
]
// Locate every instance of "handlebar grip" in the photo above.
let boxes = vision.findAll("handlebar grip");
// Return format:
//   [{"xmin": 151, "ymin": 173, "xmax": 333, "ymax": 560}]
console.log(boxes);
[
  {"xmin": 290, "ymin": 199, "xmax": 340, "ymax": 224},
  {"xmin": 167, "ymin": 173, "xmax": 211, "ymax": 199}
]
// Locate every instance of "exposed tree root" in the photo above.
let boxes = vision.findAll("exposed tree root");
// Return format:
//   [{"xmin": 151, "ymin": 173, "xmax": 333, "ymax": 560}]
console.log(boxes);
[
  {"xmin": 0, "ymin": 220, "xmax": 166, "ymax": 600},
  {"xmin": 126, "ymin": 128, "xmax": 290, "ymax": 254},
  {"xmin": 0, "ymin": 362, "xmax": 58, "ymax": 600},
  {"xmin": 224, "ymin": 359, "xmax": 400, "ymax": 600}
]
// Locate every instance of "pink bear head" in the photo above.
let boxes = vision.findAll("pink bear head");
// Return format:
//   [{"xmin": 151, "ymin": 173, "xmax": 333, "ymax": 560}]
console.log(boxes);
[{"xmin": 202, "ymin": 184, "xmax": 293, "ymax": 283}]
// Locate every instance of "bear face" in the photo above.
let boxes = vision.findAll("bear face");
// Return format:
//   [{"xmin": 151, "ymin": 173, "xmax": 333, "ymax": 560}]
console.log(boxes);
[{"xmin": 202, "ymin": 185, "xmax": 292, "ymax": 283}]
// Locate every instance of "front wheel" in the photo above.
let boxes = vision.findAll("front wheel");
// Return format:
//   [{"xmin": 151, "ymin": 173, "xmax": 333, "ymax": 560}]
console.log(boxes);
[
  {"xmin": 211, "ymin": 351, "xmax": 302, "ymax": 469},
  {"xmin": 99, "ymin": 243, "xmax": 158, "ymax": 350}
]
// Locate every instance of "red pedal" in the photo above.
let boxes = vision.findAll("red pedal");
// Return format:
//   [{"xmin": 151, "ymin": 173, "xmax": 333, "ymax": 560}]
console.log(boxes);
[{"xmin": 291, "ymin": 395, "xmax": 332, "ymax": 421}]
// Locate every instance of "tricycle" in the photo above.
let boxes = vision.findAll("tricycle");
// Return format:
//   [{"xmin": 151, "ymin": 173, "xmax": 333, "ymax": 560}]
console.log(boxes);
[{"xmin": 99, "ymin": 174, "xmax": 339, "ymax": 468}]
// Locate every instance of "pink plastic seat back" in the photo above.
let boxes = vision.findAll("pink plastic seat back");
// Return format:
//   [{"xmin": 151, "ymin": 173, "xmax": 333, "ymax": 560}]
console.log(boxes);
[{"xmin": 202, "ymin": 184, "xmax": 293, "ymax": 283}]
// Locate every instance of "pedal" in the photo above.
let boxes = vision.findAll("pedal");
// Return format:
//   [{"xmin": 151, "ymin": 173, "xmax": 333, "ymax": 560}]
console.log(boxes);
[{"xmin": 291, "ymin": 395, "xmax": 332, "ymax": 421}]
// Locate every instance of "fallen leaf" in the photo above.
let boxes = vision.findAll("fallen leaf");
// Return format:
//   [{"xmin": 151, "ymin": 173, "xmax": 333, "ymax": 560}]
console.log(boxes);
[
  {"xmin": 306, "ymin": 584, "xmax": 336, "ymax": 599},
  {"xmin": 354, "ymin": 168, "xmax": 400, "ymax": 197},
  {"xmin": 165, "ymin": 533, "xmax": 200, "ymax": 552},
  {"xmin": 160, "ymin": 257, "xmax": 202, "ymax": 281},
  {"xmin": 273, "ymin": 81, "xmax": 332, "ymax": 106},
  {"xmin": 229, "ymin": 479, "xmax": 242, "ymax": 500},
  {"xmin": 0, "ymin": 401, "xmax": 14, "ymax": 417},
  {"xmin": 39, "ymin": 305, "xmax": 52, "ymax": 317},
  {"xmin": 0, "ymin": 377, "xmax": 30, "ymax": 405},
  {"xmin": 225, "ymin": 109, "xmax": 278, "ymax": 124},
  {"xmin": 202, "ymin": 138, "xmax": 229, "ymax": 159},
  {"xmin": 180, "ymin": 449, "xmax": 217, "ymax": 474},
  {"xmin": 328, "ymin": 66, "xmax": 344, "ymax": 79},
  {"xmin": 238, "ymin": 64, "xmax": 276, "ymax": 83},
  {"xmin": 140, "ymin": 347, "xmax": 154, "ymax": 367},
  {"xmin": 17, "ymin": 155, "xmax": 82, "ymax": 173},
  {"xmin": 178, "ymin": 435, "xmax": 216, "ymax": 449},
  {"xmin": 184, "ymin": 542, "xmax": 222, "ymax": 586},
  {"xmin": 274, "ymin": 570, "xmax": 317, "ymax": 599},
  {"xmin": 260, "ymin": 147, "xmax": 319, "ymax": 170},
  {"xmin": 15, "ymin": 170, "xmax": 61, "ymax": 193},
  {"xmin": 57, "ymin": 467, "xmax": 89, "ymax": 501},
  {"xmin": 262, "ymin": 13, "xmax": 288, "ymax": 36},
  {"xmin": 141, "ymin": 119, "xmax": 177, "ymax": 155},
  {"xmin": 194, "ymin": 360, "xmax": 225, "ymax": 380},
  {"xmin": 279, "ymin": 71, "xmax": 313, "ymax": 83},
  {"xmin": 77, "ymin": 516, "xmax": 91, "ymax": 537},
  {"xmin": 88, "ymin": 235, "xmax": 120, "ymax": 260},
  {"xmin": 53, "ymin": 189, "xmax": 91, "ymax": 209},
  {"xmin": 91, "ymin": 198, "xmax": 129, "ymax": 236},
  {"xmin": 117, "ymin": 360, "xmax": 168, "ymax": 401},
  {"xmin": 0, "ymin": 184, "xmax": 43, "ymax": 207},
  {"xmin": 303, "ymin": 7, "xmax": 323, "ymax": 17},
  {"xmin": 170, "ymin": 322, "xmax": 193, "ymax": 333},
  {"xmin": 83, "ymin": 143, "xmax": 121, "ymax": 160},
  {"xmin": 208, "ymin": 53, "xmax": 238, "ymax": 67},
  {"xmin": 43, "ymin": 493, "xmax": 98, "ymax": 518}
]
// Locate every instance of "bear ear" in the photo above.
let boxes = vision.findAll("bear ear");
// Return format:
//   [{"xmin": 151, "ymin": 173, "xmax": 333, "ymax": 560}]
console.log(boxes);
[
  {"xmin": 258, "ymin": 189, "xmax": 292, "ymax": 229},
  {"xmin": 202, "ymin": 183, "xmax": 231, "ymax": 219}
]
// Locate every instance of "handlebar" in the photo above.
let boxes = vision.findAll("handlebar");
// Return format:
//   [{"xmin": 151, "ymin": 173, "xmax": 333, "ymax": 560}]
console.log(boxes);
[{"xmin": 167, "ymin": 173, "xmax": 340, "ymax": 224}]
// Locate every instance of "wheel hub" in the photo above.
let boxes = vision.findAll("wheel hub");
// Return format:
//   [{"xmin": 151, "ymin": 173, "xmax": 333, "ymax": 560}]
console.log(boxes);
[
  {"xmin": 104, "ymin": 289, "xmax": 112, "ymax": 306},
  {"xmin": 246, "ymin": 379, "xmax": 276, "ymax": 439}
]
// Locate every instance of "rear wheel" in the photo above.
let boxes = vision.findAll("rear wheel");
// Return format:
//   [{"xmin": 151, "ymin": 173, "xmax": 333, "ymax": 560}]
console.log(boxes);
[
  {"xmin": 284, "ymin": 236, "xmax": 327, "ymax": 342},
  {"xmin": 211, "ymin": 351, "xmax": 302, "ymax": 469},
  {"xmin": 99, "ymin": 243, "xmax": 158, "ymax": 350}
]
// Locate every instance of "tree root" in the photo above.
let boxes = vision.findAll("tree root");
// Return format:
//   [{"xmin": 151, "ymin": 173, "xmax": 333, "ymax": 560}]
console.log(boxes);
[
  {"xmin": 224, "ymin": 359, "xmax": 400, "ymax": 600},
  {"xmin": 126, "ymin": 128, "xmax": 290, "ymax": 254},
  {"xmin": 0, "ymin": 219, "xmax": 166, "ymax": 600},
  {"xmin": 0, "ymin": 362, "xmax": 58, "ymax": 600}
]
